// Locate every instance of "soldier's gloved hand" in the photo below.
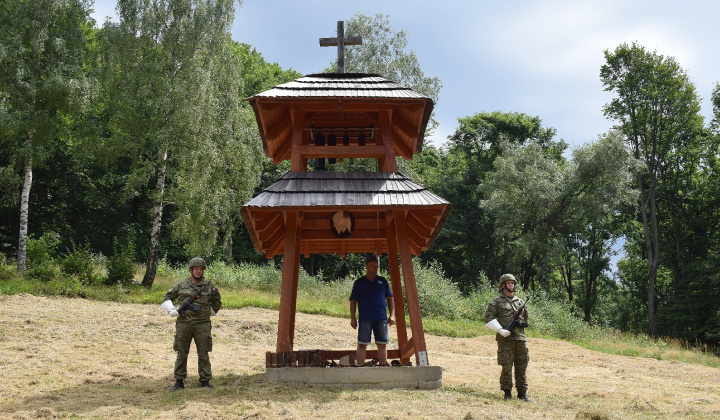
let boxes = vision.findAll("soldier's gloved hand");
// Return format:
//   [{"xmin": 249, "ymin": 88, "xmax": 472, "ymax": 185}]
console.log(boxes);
[
  {"xmin": 169, "ymin": 309, "xmax": 179, "ymax": 317},
  {"xmin": 499, "ymin": 329, "xmax": 511, "ymax": 338}
]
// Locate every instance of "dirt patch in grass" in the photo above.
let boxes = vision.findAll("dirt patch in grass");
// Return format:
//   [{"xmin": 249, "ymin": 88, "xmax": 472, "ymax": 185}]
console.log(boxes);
[{"xmin": 1, "ymin": 293, "xmax": 719, "ymax": 419}]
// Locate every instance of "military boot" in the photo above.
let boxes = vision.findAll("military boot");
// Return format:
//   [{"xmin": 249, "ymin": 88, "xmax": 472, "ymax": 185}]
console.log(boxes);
[
  {"xmin": 503, "ymin": 390, "xmax": 512, "ymax": 400},
  {"xmin": 200, "ymin": 380, "xmax": 214, "ymax": 390},
  {"xmin": 517, "ymin": 392, "xmax": 533, "ymax": 402},
  {"xmin": 169, "ymin": 379, "xmax": 184, "ymax": 392}
]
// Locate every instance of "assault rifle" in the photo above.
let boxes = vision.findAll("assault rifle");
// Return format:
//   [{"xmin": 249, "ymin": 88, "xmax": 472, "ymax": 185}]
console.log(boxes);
[
  {"xmin": 505, "ymin": 297, "xmax": 529, "ymax": 337},
  {"xmin": 177, "ymin": 283, "xmax": 209, "ymax": 318}
]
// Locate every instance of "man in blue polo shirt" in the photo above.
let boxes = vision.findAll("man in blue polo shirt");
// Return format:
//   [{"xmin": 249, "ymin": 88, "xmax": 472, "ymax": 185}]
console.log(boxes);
[{"xmin": 350, "ymin": 254, "xmax": 395, "ymax": 366}]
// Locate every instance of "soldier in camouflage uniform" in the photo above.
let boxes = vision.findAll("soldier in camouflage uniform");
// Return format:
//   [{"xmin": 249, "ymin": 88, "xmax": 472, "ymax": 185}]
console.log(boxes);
[
  {"xmin": 162, "ymin": 257, "xmax": 222, "ymax": 391},
  {"xmin": 484, "ymin": 273, "xmax": 532, "ymax": 401}
]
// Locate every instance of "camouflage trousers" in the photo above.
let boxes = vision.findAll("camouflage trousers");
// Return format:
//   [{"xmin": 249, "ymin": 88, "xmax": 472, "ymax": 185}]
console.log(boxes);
[
  {"xmin": 496, "ymin": 340, "xmax": 529, "ymax": 393},
  {"xmin": 173, "ymin": 320, "xmax": 213, "ymax": 382}
]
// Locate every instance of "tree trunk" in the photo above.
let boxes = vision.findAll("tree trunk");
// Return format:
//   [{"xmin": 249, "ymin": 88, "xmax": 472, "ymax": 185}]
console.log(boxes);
[
  {"xmin": 561, "ymin": 249, "xmax": 574, "ymax": 307},
  {"xmin": 648, "ymin": 184, "xmax": 660, "ymax": 338},
  {"xmin": 141, "ymin": 148, "xmax": 168, "ymax": 288},
  {"xmin": 224, "ymin": 221, "xmax": 233, "ymax": 263},
  {"xmin": 17, "ymin": 132, "xmax": 33, "ymax": 274},
  {"xmin": 638, "ymin": 171, "xmax": 659, "ymax": 338},
  {"xmin": 669, "ymin": 208, "xmax": 698, "ymax": 331},
  {"xmin": 540, "ymin": 252, "xmax": 550, "ymax": 293}
]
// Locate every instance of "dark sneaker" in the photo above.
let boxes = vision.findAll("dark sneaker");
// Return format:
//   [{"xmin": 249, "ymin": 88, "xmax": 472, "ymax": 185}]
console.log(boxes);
[
  {"xmin": 200, "ymin": 381, "xmax": 214, "ymax": 390},
  {"xmin": 504, "ymin": 390, "xmax": 512, "ymax": 400},
  {"xmin": 169, "ymin": 380, "xmax": 184, "ymax": 392},
  {"xmin": 517, "ymin": 393, "xmax": 533, "ymax": 402}
]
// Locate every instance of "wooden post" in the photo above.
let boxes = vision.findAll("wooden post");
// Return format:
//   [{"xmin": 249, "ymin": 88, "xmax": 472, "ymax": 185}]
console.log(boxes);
[
  {"xmin": 386, "ymin": 212, "xmax": 409, "ymax": 363},
  {"xmin": 394, "ymin": 210, "xmax": 429, "ymax": 366},
  {"xmin": 288, "ymin": 212, "xmax": 303, "ymax": 350},
  {"xmin": 290, "ymin": 110, "xmax": 304, "ymax": 172},
  {"xmin": 378, "ymin": 110, "xmax": 397, "ymax": 173},
  {"xmin": 277, "ymin": 210, "xmax": 301, "ymax": 355}
]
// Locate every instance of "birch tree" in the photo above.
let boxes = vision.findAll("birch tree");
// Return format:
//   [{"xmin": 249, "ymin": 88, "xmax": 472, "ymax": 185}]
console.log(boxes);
[
  {"xmin": 102, "ymin": 0, "xmax": 256, "ymax": 287},
  {"xmin": 0, "ymin": 0, "xmax": 92, "ymax": 273}
]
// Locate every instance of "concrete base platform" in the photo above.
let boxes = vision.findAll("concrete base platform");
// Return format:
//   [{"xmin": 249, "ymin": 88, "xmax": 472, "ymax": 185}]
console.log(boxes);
[{"xmin": 266, "ymin": 365, "xmax": 442, "ymax": 389}]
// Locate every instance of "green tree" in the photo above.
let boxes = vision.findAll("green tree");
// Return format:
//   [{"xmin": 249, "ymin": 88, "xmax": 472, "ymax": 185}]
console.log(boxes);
[
  {"xmin": 226, "ymin": 43, "xmax": 300, "ymax": 264},
  {"xmin": 0, "ymin": 0, "xmax": 93, "ymax": 274},
  {"xmin": 567, "ymin": 131, "xmax": 638, "ymax": 320},
  {"xmin": 414, "ymin": 112, "xmax": 559, "ymax": 289},
  {"xmin": 101, "ymin": 0, "xmax": 256, "ymax": 288},
  {"xmin": 234, "ymin": 42, "xmax": 301, "ymax": 98},
  {"xmin": 601, "ymin": 42, "xmax": 704, "ymax": 337},
  {"xmin": 333, "ymin": 12, "xmax": 442, "ymax": 133},
  {"xmin": 480, "ymin": 131, "xmax": 636, "ymax": 313}
]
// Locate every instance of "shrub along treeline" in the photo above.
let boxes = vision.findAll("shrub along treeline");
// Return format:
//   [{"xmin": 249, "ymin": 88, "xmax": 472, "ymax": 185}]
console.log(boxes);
[{"xmin": 1, "ymin": 244, "xmax": 717, "ymax": 368}]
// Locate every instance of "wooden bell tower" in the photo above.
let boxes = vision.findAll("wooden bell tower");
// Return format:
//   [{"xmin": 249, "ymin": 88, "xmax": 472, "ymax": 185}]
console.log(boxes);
[{"xmin": 241, "ymin": 21, "xmax": 451, "ymax": 369}]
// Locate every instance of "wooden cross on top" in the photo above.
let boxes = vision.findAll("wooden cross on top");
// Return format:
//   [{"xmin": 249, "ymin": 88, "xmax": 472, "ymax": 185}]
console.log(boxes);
[{"xmin": 319, "ymin": 21, "xmax": 362, "ymax": 73}]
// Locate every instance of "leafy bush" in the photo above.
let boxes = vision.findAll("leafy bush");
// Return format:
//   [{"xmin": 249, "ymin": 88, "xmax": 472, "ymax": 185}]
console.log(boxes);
[
  {"xmin": 0, "ymin": 254, "xmax": 15, "ymax": 281},
  {"xmin": 106, "ymin": 240, "xmax": 136, "ymax": 285},
  {"xmin": 60, "ymin": 241, "xmax": 97, "ymax": 284},
  {"xmin": 155, "ymin": 258, "xmax": 184, "ymax": 278},
  {"xmin": 527, "ymin": 290, "xmax": 601, "ymax": 341},
  {"xmin": 412, "ymin": 260, "xmax": 465, "ymax": 319},
  {"xmin": 462, "ymin": 282, "xmax": 498, "ymax": 321},
  {"xmin": 210, "ymin": 260, "xmax": 283, "ymax": 292},
  {"xmin": 26, "ymin": 232, "xmax": 61, "ymax": 282}
]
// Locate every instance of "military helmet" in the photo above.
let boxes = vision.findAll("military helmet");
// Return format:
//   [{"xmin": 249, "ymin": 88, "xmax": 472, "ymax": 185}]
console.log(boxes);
[
  {"xmin": 188, "ymin": 257, "xmax": 207, "ymax": 269},
  {"xmin": 499, "ymin": 273, "xmax": 516, "ymax": 288}
]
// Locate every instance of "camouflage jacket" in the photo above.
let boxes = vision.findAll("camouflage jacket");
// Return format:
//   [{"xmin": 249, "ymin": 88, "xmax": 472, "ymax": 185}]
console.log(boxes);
[
  {"xmin": 484, "ymin": 293, "xmax": 528, "ymax": 341},
  {"xmin": 163, "ymin": 277, "xmax": 222, "ymax": 323}
]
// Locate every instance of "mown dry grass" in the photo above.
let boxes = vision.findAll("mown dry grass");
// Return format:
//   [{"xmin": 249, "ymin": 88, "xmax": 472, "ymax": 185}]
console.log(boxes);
[{"xmin": 1, "ymin": 293, "xmax": 719, "ymax": 419}]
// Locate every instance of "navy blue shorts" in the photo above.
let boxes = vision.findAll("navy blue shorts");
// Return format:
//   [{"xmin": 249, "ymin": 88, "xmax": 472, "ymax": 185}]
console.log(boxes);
[{"xmin": 357, "ymin": 319, "xmax": 389, "ymax": 345}]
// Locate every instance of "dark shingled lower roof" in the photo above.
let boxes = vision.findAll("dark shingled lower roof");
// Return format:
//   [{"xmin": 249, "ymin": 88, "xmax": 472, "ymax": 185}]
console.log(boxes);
[{"xmin": 244, "ymin": 171, "xmax": 449, "ymax": 208}]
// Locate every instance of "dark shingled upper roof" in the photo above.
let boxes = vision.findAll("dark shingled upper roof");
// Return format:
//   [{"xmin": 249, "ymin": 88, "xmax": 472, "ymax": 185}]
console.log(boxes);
[
  {"xmin": 252, "ymin": 73, "xmax": 433, "ymax": 101},
  {"xmin": 249, "ymin": 73, "xmax": 434, "ymax": 154}
]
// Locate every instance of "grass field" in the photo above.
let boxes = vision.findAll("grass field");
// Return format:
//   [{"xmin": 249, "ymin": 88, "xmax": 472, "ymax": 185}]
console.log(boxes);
[{"xmin": 2, "ymin": 293, "xmax": 719, "ymax": 419}]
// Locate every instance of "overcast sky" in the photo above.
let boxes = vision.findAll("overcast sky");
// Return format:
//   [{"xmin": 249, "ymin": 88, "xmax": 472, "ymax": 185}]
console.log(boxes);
[{"xmin": 91, "ymin": 0, "xmax": 720, "ymax": 150}]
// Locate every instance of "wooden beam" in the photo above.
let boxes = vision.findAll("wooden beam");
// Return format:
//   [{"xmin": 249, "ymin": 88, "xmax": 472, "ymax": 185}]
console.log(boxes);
[
  {"xmin": 407, "ymin": 211, "xmax": 435, "ymax": 230},
  {"xmin": 277, "ymin": 211, "xmax": 301, "ymax": 353},
  {"xmin": 298, "ymin": 145, "xmax": 386, "ymax": 158},
  {"xmin": 406, "ymin": 223, "xmax": 428, "ymax": 251},
  {"xmin": 406, "ymin": 212, "xmax": 433, "ymax": 239},
  {"xmin": 265, "ymin": 230, "xmax": 285, "ymax": 259},
  {"xmin": 391, "ymin": 114, "xmax": 419, "ymax": 140},
  {"xmin": 394, "ymin": 210, "xmax": 429, "ymax": 366},
  {"xmin": 290, "ymin": 110, "xmax": 304, "ymax": 171},
  {"xmin": 265, "ymin": 113, "xmax": 292, "ymax": 140},
  {"xmin": 386, "ymin": 213, "xmax": 409, "ymax": 364},
  {"xmin": 300, "ymin": 229, "xmax": 387, "ymax": 241},
  {"xmin": 272, "ymin": 133, "xmax": 293, "ymax": 164},
  {"xmin": 391, "ymin": 131, "xmax": 413, "ymax": 160},
  {"xmin": 378, "ymin": 110, "xmax": 397, "ymax": 172},
  {"xmin": 253, "ymin": 211, "xmax": 281, "ymax": 227},
  {"xmin": 302, "ymin": 217, "xmax": 390, "ymax": 230},
  {"xmin": 256, "ymin": 102, "xmax": 287, "ymax": 112},
  {"xmin": 257, "ymin": 212, "xmax": 283, "ymax": 235},
  {"xmin": 288, "ymin": 211, "xmax": 304, "ymax": 350},
  {"xmin": 399, "ymin": 337, "xmax": 415, "ymax": 359},
  {"xmin": 408, "ymin": 208, "xmax": 444, "ymax": 223}
]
